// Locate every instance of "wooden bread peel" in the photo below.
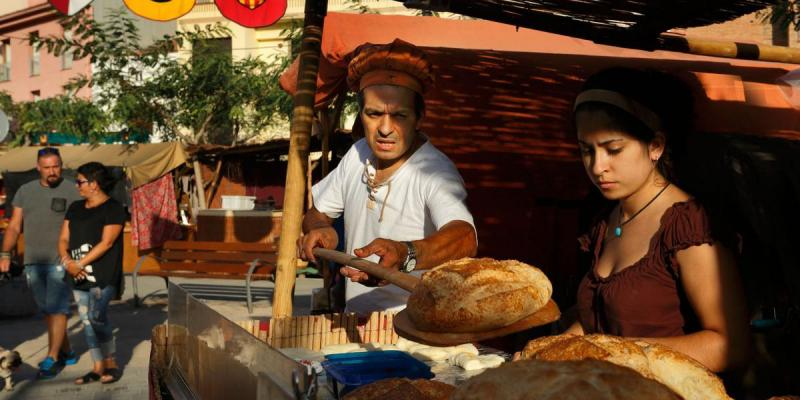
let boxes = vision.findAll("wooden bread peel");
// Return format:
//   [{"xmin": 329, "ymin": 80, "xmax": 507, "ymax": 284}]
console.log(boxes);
[{"xmin": 312, "ymin": 248, "xmax": 560, "ymax": 346}]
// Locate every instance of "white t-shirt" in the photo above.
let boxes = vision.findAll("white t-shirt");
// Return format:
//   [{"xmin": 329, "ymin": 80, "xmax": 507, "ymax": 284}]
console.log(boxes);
[{"xmin": 312, "ymin": 137, "xmax": 475, "ymax": 315}]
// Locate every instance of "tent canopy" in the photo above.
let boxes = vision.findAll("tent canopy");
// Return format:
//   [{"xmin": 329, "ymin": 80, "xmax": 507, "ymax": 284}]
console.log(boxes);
[
  {"xmin": 0, "ymin": 142, "xmax": 188, "ymax": 188},
  {"xmin": 397, "ymin": 0, "xmax": 773, "ymax": 48},
  {"xmin": 280, "ymin": 12, "xmax": 800, "ymax": 152}
]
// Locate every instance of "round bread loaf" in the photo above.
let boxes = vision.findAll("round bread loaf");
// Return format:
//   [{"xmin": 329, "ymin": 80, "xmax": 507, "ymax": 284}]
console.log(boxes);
[
  {"xmin": 520, "ymin": 334, "xmax": 653, "ymax": 378},
  {"xmin": 635, "ymin": 341, "xmax": 732, "ymax": 400},
  {"xmin": 406, "ymin": 257, "xmax": 552, "ymax": 332},
  {"xmin": 518, "ymin": 334, "xmax": 732, "ymax": 400},
  {"xmin": 451, "ymin": 359, "xmax": 681, "ymax": 400},
  {"xmin": 343, "ymin": 378, "xmax": 455, "ymax": 400}
]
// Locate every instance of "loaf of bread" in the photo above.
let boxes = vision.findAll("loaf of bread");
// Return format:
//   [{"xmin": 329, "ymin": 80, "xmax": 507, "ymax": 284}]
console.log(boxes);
[
  {"xmin": 519, "ymin": 334, "xmax": 731, "ymax": 400},
  {"xmin": 635, "ymin": 341, "xmax": 732, "ymax": 400},
  {"xmin": 406, "ymin": 257, "xmax": 552, "ymax": 332},
  {"xmin": 520, "ymin": 333, "xmax": 653, "ymax": 378},
  {"xmin": 451, "ymin": 359, "xmax": 681, "ymax": 400},
  {"xmin": 343, "ymin": 378, "xmax": 455, "ymax": 400}
]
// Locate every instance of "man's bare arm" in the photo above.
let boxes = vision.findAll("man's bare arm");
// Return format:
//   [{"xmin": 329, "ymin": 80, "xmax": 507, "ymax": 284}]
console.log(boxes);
[{"xmin": 0, "ymin": 207, "xmax": 23, "ymax": 273}]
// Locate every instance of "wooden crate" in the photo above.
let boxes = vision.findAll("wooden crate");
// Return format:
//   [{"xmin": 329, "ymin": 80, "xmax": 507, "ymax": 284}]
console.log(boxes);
[{"xmin": 236, "ymin": 312, "xmax": 399, "ymax": 351}]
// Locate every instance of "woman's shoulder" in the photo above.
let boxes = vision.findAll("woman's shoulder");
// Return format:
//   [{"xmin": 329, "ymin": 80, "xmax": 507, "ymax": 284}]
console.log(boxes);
[
  {"xmin": 660, "ymin": 196, "xmax": 714, "ymax": 253},
  {"xmin": 67, "ymin": 199, "xmax": 87, "ymax": 212}
]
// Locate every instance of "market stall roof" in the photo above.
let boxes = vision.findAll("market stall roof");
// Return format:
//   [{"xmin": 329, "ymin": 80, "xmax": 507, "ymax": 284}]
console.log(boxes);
[
  {"xmin": 0, "ymin": 142, "xmax": 188, "ymax": 188},
  {"xmin": 398, "ymin": 0, "xmax": 774, "ymax": 48},
  {"xmin": 280, "ymin": 12, "xmax": 800, "ymax": 156}
]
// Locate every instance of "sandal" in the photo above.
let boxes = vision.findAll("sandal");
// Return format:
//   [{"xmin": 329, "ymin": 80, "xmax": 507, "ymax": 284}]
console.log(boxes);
[
  {"xmin": 75, "ymin": 372, "xmax": 102, "ymax": 385},
  {"xmin": 101, "ymin": 368, "xmax": 121, "ymax": 384}
]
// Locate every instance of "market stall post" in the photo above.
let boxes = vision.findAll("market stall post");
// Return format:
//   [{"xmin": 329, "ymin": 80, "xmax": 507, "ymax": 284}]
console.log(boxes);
[
  {"xmin": 192, "ymin": 159, "xmax": 207, "ymax": 210},
  {"xmin": 272, "ymin": 0, "xmax": 328, "ymax": 318}
]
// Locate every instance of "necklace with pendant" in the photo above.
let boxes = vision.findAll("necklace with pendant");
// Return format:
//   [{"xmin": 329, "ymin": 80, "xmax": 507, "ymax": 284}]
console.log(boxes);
[
  {"xmin": 614, "ymin": 183, "xmax": 671, "ymax": 237},
  {"xmin": 362, "ymin": 159, "xmax": 392, "ymax": 222}
]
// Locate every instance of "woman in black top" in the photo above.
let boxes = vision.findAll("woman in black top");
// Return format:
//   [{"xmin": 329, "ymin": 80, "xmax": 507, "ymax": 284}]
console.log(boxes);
[{"xmin": 58, "ymin": 162, "xmax": 126, "ymax": 385}]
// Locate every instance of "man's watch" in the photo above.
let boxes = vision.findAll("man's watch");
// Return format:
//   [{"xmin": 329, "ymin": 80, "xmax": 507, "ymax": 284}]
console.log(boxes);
[{"xmin": 401, "ymin": 241, "xmax": 417, "ymax": 273}]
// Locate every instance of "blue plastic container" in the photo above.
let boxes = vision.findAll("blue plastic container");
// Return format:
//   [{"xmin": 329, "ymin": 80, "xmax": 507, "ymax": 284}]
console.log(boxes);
[{"xmin": 322, "ymin": 351, "xmax": 434, "ymax": 396}]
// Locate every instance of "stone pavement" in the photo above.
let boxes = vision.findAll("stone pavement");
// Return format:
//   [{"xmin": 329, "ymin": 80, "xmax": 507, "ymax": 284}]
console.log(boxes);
[{"xmin": 0, "ymin": 274, "xmax": 323, "ymax": 400}]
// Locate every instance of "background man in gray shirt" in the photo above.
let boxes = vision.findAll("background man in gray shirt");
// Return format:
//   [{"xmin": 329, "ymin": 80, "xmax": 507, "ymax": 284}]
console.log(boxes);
[{"xmin": 0, "ymin": 147, "xmax": 82, "ymax": 379}]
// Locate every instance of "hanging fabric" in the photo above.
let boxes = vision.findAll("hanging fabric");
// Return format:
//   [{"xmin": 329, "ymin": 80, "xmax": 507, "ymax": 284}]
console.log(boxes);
[
  {"xmin": 131, "ymin": 173, "xmax": 183, "ymax": 250},
  {"xmin": 214, "ymin": 0, "xmax": 286, "ymax": 28},
  {"xmin": 48, "ymin": 0, "xmax": 94, "ymax": 16},
  {"xmin": 122, "ymin": 0, "xmax": 196, "ymax": 22}
]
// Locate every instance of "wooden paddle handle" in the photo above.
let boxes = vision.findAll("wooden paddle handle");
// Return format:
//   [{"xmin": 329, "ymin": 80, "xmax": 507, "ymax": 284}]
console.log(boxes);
[{"xmin": 312, "ymin": 248, "xmax": 419, "ymax": 292}]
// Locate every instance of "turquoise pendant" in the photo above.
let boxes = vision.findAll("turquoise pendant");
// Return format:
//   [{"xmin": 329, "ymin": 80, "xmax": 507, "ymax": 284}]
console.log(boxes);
[{"xmin": 614, "ymin": 226, "xmax": 622, "ymax": 237}]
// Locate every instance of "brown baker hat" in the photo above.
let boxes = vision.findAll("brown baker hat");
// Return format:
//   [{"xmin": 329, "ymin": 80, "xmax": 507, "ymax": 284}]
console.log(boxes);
[{"xmin": 347, "ymin": 38, "xmax": 434, "ymax": 95}]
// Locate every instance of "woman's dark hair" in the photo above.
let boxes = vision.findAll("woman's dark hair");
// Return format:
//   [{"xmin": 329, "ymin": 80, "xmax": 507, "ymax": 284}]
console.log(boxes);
[
  {"xmin": 573, "ymin": 67, "xmax": 694, "ymax": 183},
  {"xmin": 77, "ymin": 162, "xmax": 115, "ymax": 194}
]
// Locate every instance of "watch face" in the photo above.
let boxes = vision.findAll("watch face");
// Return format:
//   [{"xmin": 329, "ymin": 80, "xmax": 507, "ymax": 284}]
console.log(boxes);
[{"xmin": 405, "ymin": 259, "xmax": 417, "ymax": 272}]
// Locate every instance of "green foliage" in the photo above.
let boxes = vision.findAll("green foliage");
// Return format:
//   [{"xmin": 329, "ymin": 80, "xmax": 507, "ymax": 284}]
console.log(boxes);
[
  {"xmin": 16, "ymin": 96, "xmax": 107, "ymax": 143},
  {"xmin": 344, "ymin": 0, "xmax": 379, "ymax": 14},
  {"xmin": 30, "ymin": 8, "xmax": 295, "ymax": 145}
]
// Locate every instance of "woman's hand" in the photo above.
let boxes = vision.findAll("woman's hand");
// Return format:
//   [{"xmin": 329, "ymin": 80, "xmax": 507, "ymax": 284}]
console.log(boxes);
[{"xmin": 65, "ymin": 259, "xmax": 85, "ymax": 280}]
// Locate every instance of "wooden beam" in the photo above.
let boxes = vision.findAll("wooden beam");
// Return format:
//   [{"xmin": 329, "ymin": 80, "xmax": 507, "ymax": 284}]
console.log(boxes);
[
  {"xmin": 272, "ymin": 0, "xmax": 328, "ymax": 318},
  {"xmin": 192, "ymin": 160, "xmax": 207, "ymax": 210},
  {"xmin": 660, "ymin": 34, "xmax": 800, "ymax": 64}
]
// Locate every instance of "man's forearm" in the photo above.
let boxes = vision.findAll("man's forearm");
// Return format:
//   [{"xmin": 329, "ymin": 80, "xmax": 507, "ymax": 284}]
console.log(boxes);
[
  {"xmin": 1, "ymin": 226, "xmax": 20, "ymax": 253},
  {"xmin": 414, "ymin": 220, "xmax": 477, "ymax": 270},
  {"xmin": 302, "ymin": 207, "xmax": 334, "ymax": 233}
]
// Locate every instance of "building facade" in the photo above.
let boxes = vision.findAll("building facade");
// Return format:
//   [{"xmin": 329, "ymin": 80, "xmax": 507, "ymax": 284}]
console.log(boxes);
[{"xmin": 0, "ymin": 0, "xmax": 176, "ymax": 102}]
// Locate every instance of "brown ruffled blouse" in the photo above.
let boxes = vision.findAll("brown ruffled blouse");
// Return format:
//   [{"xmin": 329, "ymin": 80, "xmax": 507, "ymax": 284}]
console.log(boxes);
[{"xmin": 576, "ymin": 199, "xmax": 715, "ymax": 337}]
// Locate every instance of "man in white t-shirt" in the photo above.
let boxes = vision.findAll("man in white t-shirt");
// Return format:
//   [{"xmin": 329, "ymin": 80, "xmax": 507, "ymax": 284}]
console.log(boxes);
[{"xmin": 298, "ymin": 39, "xmax": 478, "ymax": 315}]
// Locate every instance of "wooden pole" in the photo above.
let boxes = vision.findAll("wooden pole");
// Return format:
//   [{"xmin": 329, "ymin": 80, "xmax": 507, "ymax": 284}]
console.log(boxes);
[
  {"xmin": 660, "ymin": 34, "xmax": 800, "ymax": 64},
  {"xmin": 272, "ymin": 0, "xmax": 328, "ymax": 318},
  {"xmin": 192, "ymin": 160, "xmax": 207, "ymax": 210}
]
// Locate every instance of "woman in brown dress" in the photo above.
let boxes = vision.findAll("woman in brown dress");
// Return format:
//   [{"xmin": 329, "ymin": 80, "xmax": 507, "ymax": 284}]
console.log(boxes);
[{"xmin": 565, "ymin": 67, "xmax": 751, "ymax": 372}]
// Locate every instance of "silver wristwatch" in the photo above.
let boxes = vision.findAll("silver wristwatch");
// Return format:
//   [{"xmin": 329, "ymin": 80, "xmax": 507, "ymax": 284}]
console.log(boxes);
[{"xmin": 401, "ymin": 241, "xmax": 417, "ymax": 273}]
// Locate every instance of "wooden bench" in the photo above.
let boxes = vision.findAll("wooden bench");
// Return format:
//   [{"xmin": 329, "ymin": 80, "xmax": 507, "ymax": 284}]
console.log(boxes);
[{"xmin": 132, "ymin": 241, "xmax": 277, "ymax": 313}]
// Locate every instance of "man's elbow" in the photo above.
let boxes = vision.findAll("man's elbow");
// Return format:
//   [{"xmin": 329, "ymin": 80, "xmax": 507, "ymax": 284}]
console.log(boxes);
[{"xmin": 461, "ymin": 223, "xmax": 478, "ymax": 257}]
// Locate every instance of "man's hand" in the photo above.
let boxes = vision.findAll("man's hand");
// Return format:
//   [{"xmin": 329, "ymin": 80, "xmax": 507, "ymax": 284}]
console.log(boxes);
[
  {"xmin": 0, "ymin": 257, "xmax": 10, "ymax": 273},
  {"xmin": 341, "ymin": 239, "xmax": 408, "ymax": 287},
  {"xmin": 297, "ymin": 227, "xmax": 339, "ymax": 262}
]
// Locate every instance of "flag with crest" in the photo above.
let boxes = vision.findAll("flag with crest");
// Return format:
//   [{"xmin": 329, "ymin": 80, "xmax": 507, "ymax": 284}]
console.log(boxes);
[{"xmin": 215, "ymin": 0, "xmax": 286, "ymax": 28}]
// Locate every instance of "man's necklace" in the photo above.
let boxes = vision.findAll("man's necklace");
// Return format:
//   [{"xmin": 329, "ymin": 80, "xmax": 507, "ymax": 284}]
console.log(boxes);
[
  {"xmin": 614, "ymin": 183, "xmax": 671, "ymax": 237},
  {"xmin": 362, "ymin": 159, "xmax": 392, "ymax": 222}
]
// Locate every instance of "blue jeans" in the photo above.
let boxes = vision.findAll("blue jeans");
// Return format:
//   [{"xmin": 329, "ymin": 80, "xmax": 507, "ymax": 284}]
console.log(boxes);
[
  {"xmin": 24, "ymin": 264, "xmax": 72, "ymax": 315},
  {"xmin": 73, "ymin": 286, "xmax": 117, "ymax": 362}
]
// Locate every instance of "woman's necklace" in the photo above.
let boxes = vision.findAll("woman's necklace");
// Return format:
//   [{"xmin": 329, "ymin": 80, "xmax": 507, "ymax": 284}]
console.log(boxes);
[{"xmin": 614, "ymin": 183, "xmax": 671, "ymax": 237}]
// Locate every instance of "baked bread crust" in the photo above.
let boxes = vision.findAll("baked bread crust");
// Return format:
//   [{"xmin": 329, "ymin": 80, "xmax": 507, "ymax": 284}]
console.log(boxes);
[
  {"xmin": 343, "ymin": 378, "xmax": 454, "ymax": 400},
  {"xmin": 406, "ymin": 257, "xmax": 552, "ymax": 332},
  {"xmin": 451, "ymin": 359, "xmax": 682, "ymax": 400},
  {"xmin": 519, "ymin": 334, "xmax": 732, "ymax": 400},
  {"xmin": 521, "ymin": 334, "xmax": 653, "ymax": 378}
]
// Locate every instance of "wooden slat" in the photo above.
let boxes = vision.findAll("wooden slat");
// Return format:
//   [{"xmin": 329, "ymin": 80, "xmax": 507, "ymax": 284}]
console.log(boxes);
[
  {"xmin": 162, "ymin": 250, "xmax": 278, "ymax": 263},
  {"xmin": 137, "ymin": 271, "xmax": 272, "ymax": 280},
  {"xmin": 159, "ymin": 262, "xmax": 275, "ymax": 274},
  {"xmin": 164, "ymin": 240, "xmax": 277, "ymax": 252}
]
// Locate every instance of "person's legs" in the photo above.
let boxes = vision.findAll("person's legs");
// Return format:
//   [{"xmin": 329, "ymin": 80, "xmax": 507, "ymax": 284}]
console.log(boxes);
[
  {"xmin": 89, "ymin": 286, "xmax": 120, "ymax": 384},
  {"xmin": 74, "ymin": 290, "xmax": 104, "ymax": 363},
  {"xmin": 43, "ymin": 264, "xmax": 73, "ymax": 360}
]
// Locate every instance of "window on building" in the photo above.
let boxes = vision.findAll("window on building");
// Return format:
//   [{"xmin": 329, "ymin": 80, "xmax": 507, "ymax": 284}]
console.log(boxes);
[
  {"xmin": 30, "ymin": 31, "xmax": 40, "ymax": 76},
  {"xmin": 0, "ymin": 40, "xmax": 10, "ymax": 82},
  {"xmin": 31, "ymin": 90, "xmax": 40, "ymax": 101},
  {"xmin": 62, "ymin": 31, "xmax": 74, "ymax": 70},
  {"xmin": 192, "ymin": 37, "xmax": 232, "ymax": 60}
]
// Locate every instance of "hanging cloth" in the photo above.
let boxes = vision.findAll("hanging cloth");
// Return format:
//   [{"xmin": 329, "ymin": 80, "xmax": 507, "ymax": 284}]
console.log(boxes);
[{"xmin": 131, "ymin": 173, "xmax": 182, "ymax": 250}]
